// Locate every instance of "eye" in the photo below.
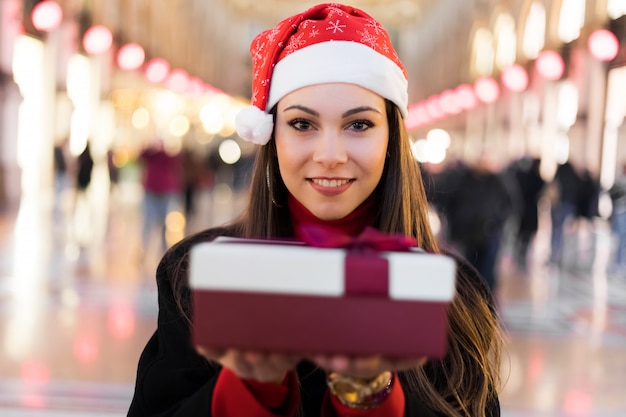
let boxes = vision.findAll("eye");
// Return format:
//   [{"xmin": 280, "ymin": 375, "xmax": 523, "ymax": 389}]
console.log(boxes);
[
  {"xmin": 348, "ymin": 119, "xmax": 374, "ymax": 132},
  {"xmin": 288, "ymin": 118, "xmax": 314, "ymax": 131}
]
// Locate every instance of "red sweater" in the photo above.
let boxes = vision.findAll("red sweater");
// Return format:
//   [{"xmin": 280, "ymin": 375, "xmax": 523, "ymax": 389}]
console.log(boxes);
[{"xmin": 212, "ymin": 368, "xmax": 404, "ymax": 416}]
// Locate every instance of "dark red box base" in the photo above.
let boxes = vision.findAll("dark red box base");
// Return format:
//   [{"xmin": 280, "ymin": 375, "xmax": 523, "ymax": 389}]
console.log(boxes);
[{"xmin": 192, "ymin": 290, "xmax": 450, "ymax": 358}]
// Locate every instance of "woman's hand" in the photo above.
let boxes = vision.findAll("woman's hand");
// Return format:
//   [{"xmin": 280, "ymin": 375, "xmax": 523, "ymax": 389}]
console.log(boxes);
[
  {"xmin": 196, "ymin": 347, "xmax": 301, "ymax": 383},
  {"xmin": 310, "ymin": 354, "xmax": 427, "ymax": 379}
]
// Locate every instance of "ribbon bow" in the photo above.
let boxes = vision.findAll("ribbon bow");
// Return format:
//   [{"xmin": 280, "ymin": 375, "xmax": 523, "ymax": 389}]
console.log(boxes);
[
  {"xmin": 296, "ymin": 225, "xmax": 417, "ymax": 296},
  {"xmin": 297, "ymin": 225, "xmax": 416, "ymax": 252}
]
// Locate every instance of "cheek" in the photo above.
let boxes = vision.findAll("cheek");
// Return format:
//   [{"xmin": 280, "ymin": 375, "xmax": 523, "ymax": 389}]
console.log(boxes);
[
  {"xmin": 275, "ymin": 138, "xmax": 306, "ymax": 180},
  {"xmin": 275, "ymin": 140, "xmax": 293, "ymax": 164},
  {"xmin": 361, "ymin": 139, "xmax": 388, "ymax": 176}
]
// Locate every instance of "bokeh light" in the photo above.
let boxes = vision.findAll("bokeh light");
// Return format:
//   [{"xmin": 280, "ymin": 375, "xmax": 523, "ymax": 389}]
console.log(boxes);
[
  {"xmin": 454, "ymin": 84, "xmax": 478, "ymax": 110},
  {"xmin": 536, "ymin": 50, "xmax": 564, "ymax": 80},
  {"xmin": 169, "ymin": 115, "xmax": 190, "ymax": 137},
  {"xmin": 144, "ymin": 58, "xmax": 170, "ymax": 84},
  {"xmin": 166, "ymin": 69, "xmax": 190, "ymax": 93},
  {"xmin": 116, "ymin": 43, "xmax": 145, "ymax": 70},
  {"xmin": 31, "ymin": 1, "xmax": 63, "ymax": 32},
  {"xmin": 131, "ymin": 107, "xmax": 150, "ymax": 129},
  {"xmin": 474, "ymin": 77, "xmax": 500, "ymax": 103},
  {"xmin": 501, "ymin": 64, "xmax": 529, "ymax": 92},
  {"xmin": 588, "ymin": 29, "xmax": 619, "ymax": 62},
  {"xmin": 218, "ymin": 139, "xmax": 242, "ymax": 164},
  {"xmin": 83, "ymin": 25, "xmax": 113, "ymax": 55}
]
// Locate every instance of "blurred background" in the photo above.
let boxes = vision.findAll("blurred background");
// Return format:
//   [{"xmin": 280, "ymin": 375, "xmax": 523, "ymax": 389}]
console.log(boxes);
[{"xmin": 0, "ymin": 0, "xmax": 625, "ymax": 416}]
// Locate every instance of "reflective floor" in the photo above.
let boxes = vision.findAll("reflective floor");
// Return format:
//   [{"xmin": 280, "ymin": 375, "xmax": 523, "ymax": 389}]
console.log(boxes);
[{"xmin": 0, "ymin": 187, "xmax": 625, "ymax": 417}]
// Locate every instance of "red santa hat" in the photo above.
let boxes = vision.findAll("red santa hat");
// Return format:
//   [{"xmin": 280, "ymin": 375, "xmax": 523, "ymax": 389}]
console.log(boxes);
[{"xmin": 235, "ymin": 3, "xmax": 409, "ymax": 145}]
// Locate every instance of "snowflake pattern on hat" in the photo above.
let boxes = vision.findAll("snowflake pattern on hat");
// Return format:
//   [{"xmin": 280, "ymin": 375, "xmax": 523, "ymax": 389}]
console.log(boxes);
[{"xmin": 236, "ymin": 2, "xmax": 408, "ymax": 145}]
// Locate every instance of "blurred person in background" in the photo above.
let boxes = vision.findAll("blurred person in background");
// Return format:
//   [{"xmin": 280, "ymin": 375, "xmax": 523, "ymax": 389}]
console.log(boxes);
[
  {"xmin": 421, "ymin": 159, "xmax": 469, "ymax": 243},
  {"xmin": 509, "ymin": 157, "xmax": 546, "ymax": 273},
  {"xmin": 548, "ymin": 161, "xmax": 581, "ymax": 265},
  {"xmin": 609, "ymin": 163, "xmax": 626, "ymax": 276},
  {"xmin": 128, "ymin": 3, "xmax": 503, "ymax": 417},
  {"xmin": 69, "ymin": 141, "xmax": 94, "ymax": 248},
  {"xmin": 181, "ymin": 147, "xmax": 200, "ymax": 218},
  {"xmin": 576, "ymin": 168, "xmax": 600, "ymax": 222},
  {"xmin": 52, "ymin": 137, "xmax": 70, "ymax": 221},
  {"xmin": 437, "ymin": 153, "xmax": 515, "ymax": 294},
  {"xmin": 107, "ymin": 148, "xmax": 120, "ymax": 198},
  {"xmin": 138, "ymin": 137, "xmax": 183, "ymax": 258},
  {"xmin": 572, "ymin": 168, "xmax": 601, "ymax": 269}
]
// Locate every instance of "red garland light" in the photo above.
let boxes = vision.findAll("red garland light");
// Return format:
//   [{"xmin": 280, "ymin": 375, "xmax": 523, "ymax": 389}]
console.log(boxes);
[
  {"xmin": 188, "ymin": 77, "xmax": 205, "ymax": 96},
  {"xmin": 454, "ymin": 84, "xmax": 478, "ymax": 110},
  {"xmin": 166, "ymin": 69, "xmax": 190, "ymax": 93},
  {"xmin": 117, "ymin": 43, "xmax": 145, "ymax": 70},
  {"xmin": 145, "ymin": 58, "xmax": 170, "ymax": 84},
  {"xmin": 588, "ymin": 29, "xmax": 619, "ymax": 62},
  {"xmin": 83, "ymin": 25, "xmax": 113, "ymax": 54},
  {"xmin": 536, "ymin": 50, "xmax": 564, "ymax": 81},
  {"xmin": 438, "ymin": 89, "xmax": 462, "ymax": 115},
  {"xmin": 31, "ymin": 1, "xmax": 63, "ymax": 32},
  {"xmin": 474, "ymin": 77, "xmax": 500, "ymax": 103},
  {"xmin": 425, "ymin": 96, "xmax": 445, "ymax": 120},
  {"xmin": 501, "ymin": 64, "xmax": 529, "ymax": 92}
]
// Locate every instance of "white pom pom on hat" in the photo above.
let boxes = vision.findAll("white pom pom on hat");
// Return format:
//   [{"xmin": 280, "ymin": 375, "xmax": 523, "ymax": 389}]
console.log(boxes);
[
  {"xmin": 235, "ymin": 2, "xmax": 408, "ymax": 145},
  {"xmin": 235, "ymin": 106, "xmax": 274, "ymax": 145}
]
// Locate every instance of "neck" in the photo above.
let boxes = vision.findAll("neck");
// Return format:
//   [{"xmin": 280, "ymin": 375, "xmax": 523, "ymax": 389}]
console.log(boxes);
[{"xmin": 288, "ymin": 194, "xmax": 377, "ymax": 240}]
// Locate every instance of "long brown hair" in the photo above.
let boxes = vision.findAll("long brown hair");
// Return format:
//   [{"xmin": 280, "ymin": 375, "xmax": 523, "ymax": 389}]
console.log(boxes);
[
  {"xmin": 169, "ymin": 100, "xmax": 502, "ymax": 417},
  {"xmin": 231, "ymin": 100, "xmax": 502, "ymax": 416}
]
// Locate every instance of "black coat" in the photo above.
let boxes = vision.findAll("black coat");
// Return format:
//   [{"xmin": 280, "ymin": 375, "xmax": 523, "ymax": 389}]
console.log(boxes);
[
  {"xmin": 442, "ymin": 167, "xmax": 514, "ymax": 246},
  {"xmin": 128, "ymin": 226, "xmax": 500, "ymax": 417},
  {"xmin": 513, "ymin": 158, "xmax": 545, "ymax": 233}
]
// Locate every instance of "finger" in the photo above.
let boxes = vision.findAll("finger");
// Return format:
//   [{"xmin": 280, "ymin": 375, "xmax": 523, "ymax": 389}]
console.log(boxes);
[
  {"xmin": 329, "ymin": 355, "xmax": 350, "ymax": 372},
  {"xmin": 223, "ymin": 350, "xmax": 255, "ymax": 379},
  {"xmin": 244, "ymin": 351, "xmax": 288, "ymax": 383},
  {"xmin": 352, "ymin": 356, "xmax": 382, "ymax": 372},
  {"xmin": 267, "ymin": 352, "xmax": 300, "ymax": 371},
  {"xmin": 243, "ymin": 350, "xmax": 265, "ymax": 366}
]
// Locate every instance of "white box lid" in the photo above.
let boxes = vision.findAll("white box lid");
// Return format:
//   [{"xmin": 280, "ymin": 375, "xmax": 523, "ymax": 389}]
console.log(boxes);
[{"xmin": 190, "ymin": 237, "xmax": 456, "ymax": 302}]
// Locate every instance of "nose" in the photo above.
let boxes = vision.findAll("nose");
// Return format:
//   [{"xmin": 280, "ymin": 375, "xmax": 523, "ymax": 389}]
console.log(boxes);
[{"xmin": 312, "ymin": 130, "xmax": 348, "ymax": 168}]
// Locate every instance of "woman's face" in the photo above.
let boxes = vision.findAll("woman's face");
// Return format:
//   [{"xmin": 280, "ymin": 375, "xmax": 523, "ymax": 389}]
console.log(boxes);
[{"xmin": 275, "ymin": 83, "xmax": 388, "ymax": 220}]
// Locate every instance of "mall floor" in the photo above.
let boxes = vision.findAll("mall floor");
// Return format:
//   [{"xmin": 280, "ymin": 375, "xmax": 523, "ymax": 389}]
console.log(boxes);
[{"xmin": 0, "ymin": 183, "xmax": 625, "ymax": 417}]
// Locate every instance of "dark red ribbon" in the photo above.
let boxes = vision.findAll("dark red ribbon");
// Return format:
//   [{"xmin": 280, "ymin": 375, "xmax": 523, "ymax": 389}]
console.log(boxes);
[
  {"xmin": 297, "ymin": 225, "xmax": 416, "ymax": 252},
  {"xmin": 297, "ymin": 225, "xmax": 416, "ymax": 297}
]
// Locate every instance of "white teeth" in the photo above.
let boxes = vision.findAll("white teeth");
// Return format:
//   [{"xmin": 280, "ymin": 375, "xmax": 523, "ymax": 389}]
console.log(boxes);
[{"xmin": 312, "ymin": 179, "xmax": 350, "ymax": 187}]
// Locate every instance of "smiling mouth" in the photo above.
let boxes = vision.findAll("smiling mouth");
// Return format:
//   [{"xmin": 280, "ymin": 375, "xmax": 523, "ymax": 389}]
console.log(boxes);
[{"xmin": 309, "ymin": 178, "xmax": 354, "ymax": 187}]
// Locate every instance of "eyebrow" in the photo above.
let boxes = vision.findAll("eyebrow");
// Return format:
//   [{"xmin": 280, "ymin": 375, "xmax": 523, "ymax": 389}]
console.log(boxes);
[{"xmin": 283, "ymin": 105, "xmax": 382, "ymax": 118}]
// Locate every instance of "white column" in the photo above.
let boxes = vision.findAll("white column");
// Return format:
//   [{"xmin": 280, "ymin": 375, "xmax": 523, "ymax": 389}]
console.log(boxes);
[
  {"xmin": 12, "ymin": 35, "xmax": 57, "ymax": 205},
  {"xmin": 0, "ymin": 0, "xmax": 23, "ymax": 211},
  {"xmin": 539, "ymin": 81, "xmax": 560, "ymax": 180},
  {"xmin": 585, "ymin": 57, "xmax": 609, "ymax": 179},
  {"xmin": 600, "ymin": 66, "xmax": 626, "ymax": 189}
]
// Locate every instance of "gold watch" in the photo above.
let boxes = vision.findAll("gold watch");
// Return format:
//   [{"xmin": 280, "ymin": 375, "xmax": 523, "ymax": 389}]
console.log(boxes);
[{"xmin": 326, "ymin": 371, "xmax": 394, "ymax": 409}]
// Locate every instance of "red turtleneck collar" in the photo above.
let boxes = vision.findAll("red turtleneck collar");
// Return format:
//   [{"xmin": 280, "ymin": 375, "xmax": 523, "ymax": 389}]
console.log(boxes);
[{"xmin": 288, "ymin": 194, "xmax": 377, "ymax": 240}]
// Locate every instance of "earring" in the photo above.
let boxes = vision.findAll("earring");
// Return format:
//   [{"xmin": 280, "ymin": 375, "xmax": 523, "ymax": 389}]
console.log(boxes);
[{"xmin": 266, "ymin": 164, "xmax": 279, "ymax": 207}]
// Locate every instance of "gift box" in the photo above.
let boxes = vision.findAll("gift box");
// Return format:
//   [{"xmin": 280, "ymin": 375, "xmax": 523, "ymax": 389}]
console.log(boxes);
[{"xmin": 189, "ymin": 234, "xmax": 457, "ymax": 358}]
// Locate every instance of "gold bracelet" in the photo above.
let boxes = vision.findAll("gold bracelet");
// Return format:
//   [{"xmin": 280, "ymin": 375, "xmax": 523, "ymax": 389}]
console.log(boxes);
[{"xmin": 326, "ymin": 371, "xmax": 394, "ymax": 409}]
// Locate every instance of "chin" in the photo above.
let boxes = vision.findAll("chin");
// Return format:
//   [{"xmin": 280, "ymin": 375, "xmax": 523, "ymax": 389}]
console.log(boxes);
[
  {"xmin": 315, "ymin": 213, "xmax": 347, "ymax": 221},
  {"xmin": 310, "ymin": 204, "xmax": 354, "ymax": 221}
]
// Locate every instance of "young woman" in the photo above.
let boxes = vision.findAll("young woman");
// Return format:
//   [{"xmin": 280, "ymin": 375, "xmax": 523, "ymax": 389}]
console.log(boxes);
[{"xmin": 128, "ymin": 3, "xmax": 503, "ymax": 416}]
